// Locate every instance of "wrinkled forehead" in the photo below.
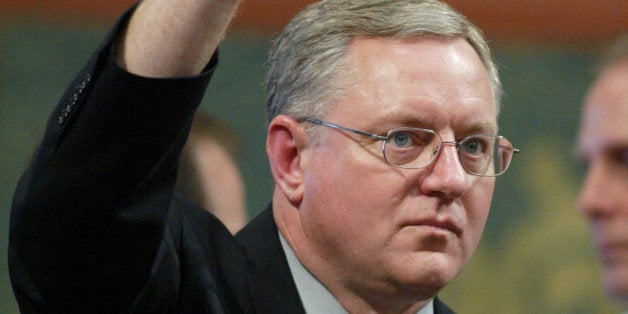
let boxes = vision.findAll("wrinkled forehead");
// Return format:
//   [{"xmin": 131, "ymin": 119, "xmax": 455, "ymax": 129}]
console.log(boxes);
[
  {"xmin": 321, "ymin": 37, "xmax": 497, "ymax": 141},
  {"xmin": 344, "ymin": 38, "xmax": 495, "ymax": 107}
]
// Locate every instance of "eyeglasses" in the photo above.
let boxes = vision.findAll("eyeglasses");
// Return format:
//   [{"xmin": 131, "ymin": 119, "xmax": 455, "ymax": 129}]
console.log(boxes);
[{"xmin": 304, "ymin": 118, "xmax": 519, "ymax": 177}]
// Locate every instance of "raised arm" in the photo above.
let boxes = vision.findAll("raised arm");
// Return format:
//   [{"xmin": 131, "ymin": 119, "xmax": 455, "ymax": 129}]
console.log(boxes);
[
  {"xmin": 118, "ymin": 0, "xmax": 242, "ymax": 77},
  {"xmin": 9, "ymin": 0, "xmax": 244, "ymax": 312}
]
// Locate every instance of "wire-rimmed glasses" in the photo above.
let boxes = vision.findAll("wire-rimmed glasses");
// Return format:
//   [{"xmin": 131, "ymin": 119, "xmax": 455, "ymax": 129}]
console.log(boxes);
[{"xmin": 305, "ymin": 118, "xmax": 519, "ymax": 177}]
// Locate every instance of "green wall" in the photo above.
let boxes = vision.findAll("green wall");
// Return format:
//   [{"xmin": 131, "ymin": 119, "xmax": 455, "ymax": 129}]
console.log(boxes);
[{"xmin": 1, "ymin": 18, "xmax": 620, "ymax": 313}]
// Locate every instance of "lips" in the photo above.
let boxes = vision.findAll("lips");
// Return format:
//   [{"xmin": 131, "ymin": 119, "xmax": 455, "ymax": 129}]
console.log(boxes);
[
  {"xmin": 403, "ymin": 218, "xmax": 462, "ymax": 237},
  {"xmin": 597, "ymin": 240, "xmax": 628, "ymax": 265}
]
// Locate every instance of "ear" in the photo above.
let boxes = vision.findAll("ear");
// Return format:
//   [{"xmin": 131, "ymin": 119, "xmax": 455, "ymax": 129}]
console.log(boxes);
[{"xmin": 266, "ymin": 115, "xmax": 308, "ymax": 206}]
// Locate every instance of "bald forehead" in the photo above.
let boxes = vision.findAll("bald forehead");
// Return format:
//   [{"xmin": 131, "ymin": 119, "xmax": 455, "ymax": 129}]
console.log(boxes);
[
  {"xmin": 587, "ymin": 59, "xmax": 628, "ymax": 102},
  {"xmin": 579, "ymin": 59, "xmax": 628, "ymax": 155}
]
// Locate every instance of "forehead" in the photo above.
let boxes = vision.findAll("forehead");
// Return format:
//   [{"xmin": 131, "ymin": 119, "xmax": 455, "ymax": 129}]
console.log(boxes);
[
  {"xmin": 579, "ymin": 60, "xmax": 628, "ymax": 154},
  {"xmin": 332, "ymin": 36, "xmax": 497, "ymax": 132}
]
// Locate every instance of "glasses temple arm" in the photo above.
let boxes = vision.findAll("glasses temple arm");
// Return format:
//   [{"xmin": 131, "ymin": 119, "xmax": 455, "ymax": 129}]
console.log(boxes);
[{"xmin": 304, "ymin": 118, "xmax": 386, "ymax": 140}]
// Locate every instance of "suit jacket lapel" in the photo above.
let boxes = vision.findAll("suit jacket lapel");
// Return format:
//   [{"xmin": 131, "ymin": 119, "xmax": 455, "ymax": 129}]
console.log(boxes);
[
  {"xmin": 433, "ymin": 296, "xmax": 455, "ymax": 314},
  {"xmin": 236, "ymin": 205, "xmax": 305, "ymax": 313}
]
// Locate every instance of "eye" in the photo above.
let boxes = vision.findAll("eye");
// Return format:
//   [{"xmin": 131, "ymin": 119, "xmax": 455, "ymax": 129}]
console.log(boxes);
[
  {"xmin": 612, "ymin": 147, "xmax": 628, "ymax": 168},
  {"xmin": 389, "ymin": 131, "xmax": 412, "ymax": 147},
  {"xmin": 460, "ymin": 137, "xmax": 486, "ymax": 156},
  {"xmin": 387, "ymin": 129, "xmax": 435, "ymax": 148}
]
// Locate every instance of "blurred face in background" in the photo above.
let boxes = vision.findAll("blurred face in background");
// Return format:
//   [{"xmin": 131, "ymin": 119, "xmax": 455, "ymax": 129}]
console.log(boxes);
[{"xmin": 577, "ymin": 58, "xmax": 628, "ymax": 306}]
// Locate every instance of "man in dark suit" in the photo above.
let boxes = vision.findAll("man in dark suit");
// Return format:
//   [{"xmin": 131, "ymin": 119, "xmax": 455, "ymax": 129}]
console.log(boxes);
[
  {"xmin": 235, "ymin": 1, "xmax": 518, "ymax": 313},
  {"xmin": 10, "ymin": 0, "xmax": 518, "ymax": 313}
]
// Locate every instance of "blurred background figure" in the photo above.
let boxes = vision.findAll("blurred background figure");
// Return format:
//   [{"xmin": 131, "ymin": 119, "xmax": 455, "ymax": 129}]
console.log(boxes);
[
  {"xmin": 577, "ymin": 34, "xmax": 628, "ymax": 309},
  {"xmin": 176, "ymin": 111, "xmax": 248, "ymax": 234}
]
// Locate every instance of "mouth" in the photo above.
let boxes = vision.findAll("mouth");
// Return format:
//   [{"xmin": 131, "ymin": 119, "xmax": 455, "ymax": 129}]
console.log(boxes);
[
  {"xmin": 402, "ymin": 218, "xmax": 462, "ymax": 237},
  {"xmin": 597, "ymin": 241, "xmax": 628, "ymax": 265}
]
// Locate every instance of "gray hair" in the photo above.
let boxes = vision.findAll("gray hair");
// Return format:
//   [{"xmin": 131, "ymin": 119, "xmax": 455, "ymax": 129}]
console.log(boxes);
[{"xmin": 265, "ymin": 0, "xmax": 502, "ymax": 125}]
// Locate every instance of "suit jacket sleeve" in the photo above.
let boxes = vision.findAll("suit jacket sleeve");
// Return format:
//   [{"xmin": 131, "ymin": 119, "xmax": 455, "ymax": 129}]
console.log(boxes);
[{"xmin": 8, "ymin": 5, "xmax": 218, "ymax": 312}]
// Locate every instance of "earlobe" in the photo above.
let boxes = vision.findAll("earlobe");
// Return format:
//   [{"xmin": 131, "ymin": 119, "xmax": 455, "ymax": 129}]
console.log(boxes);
[{"xmin": 266, "ymin": 115, "xmax": 307, "ymax": 205}]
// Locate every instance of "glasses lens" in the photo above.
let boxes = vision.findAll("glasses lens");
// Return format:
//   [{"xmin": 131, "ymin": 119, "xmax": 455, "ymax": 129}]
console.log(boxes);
[
  {"xmin": 458, "ymin": 135, "xmax": 514, "ymax": 176},
  {"xmin": 383, "ymin": 128, "xmax": 441, "ymax": 168},
  {"xmin": 383, "ymin": 127, "xmax": 516, "ymax": 176},
  {"xmin": 495, "ymin": 136, "xmax": 515, "ymax": 175}
]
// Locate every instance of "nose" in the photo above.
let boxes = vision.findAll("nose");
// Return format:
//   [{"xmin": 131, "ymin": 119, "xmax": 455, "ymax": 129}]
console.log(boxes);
[
  {"xmin": 419, "ymin": 142, "xmax": 473, "ymax": 199},
  {"xmin": 578, "ymin": 159, "xmax": 615, "ymax": 219}
]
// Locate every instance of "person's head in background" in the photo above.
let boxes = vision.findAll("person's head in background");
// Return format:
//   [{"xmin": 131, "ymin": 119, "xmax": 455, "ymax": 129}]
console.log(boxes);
[
  {"xmin": 176, "ymin": 111, "xmax": 247, "ymax": 234},
  {"xmin": 577, "ymin": 34, "xmax": 628, "ymax": 308}
]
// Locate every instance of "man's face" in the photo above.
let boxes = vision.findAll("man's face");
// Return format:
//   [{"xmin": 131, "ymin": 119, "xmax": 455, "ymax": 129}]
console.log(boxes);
[
  {"xmin": 577, "ymin": 59, "xmax": 628, "ymax": 305},
  {"xmin": 295, "ymin": 37, "xmax": 497, "ymax": 303}
]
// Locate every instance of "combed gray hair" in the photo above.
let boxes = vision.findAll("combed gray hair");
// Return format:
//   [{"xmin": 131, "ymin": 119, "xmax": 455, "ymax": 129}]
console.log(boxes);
[{"xmin": 265, "ymin": 0, "xmax": 502, "ymax": 125}]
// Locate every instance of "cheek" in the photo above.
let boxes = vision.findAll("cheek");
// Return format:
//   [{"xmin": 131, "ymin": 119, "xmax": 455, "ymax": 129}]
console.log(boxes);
[
  {"xmin": 303, "ymin": 163, "xmax": 390, "ymax": 227},
  {"xmin": 463, "ymin": 179, "xmax": 494, "ymax": 251},
  {"xmin": 300, "ymin": 173, "xmax": 377, "ymax": 262},
  {"xmin": 301, "ymin": 147, "xmax": 404, "ymax": 244},
  {"xmin": 304, "ymin": 140, "xmax": 399, "ymax": 210}
]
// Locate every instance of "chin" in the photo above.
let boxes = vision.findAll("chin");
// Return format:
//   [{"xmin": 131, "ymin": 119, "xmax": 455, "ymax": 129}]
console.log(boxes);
[
  {"xmin": 603, "ymin": 267, "xmax": 628, "ymax": 306},
  {"xmin": 396, "ymin": 251, "xmax": 462, "ymax": 294},
  {"xmin": 607, "ymin": 288, "xmax": 628, "ymax": 309}
]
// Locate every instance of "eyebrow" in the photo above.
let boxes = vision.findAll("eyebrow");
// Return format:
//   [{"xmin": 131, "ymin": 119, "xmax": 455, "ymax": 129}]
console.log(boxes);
[
  {"xmin": 606, "ymin": 143, "xmax": 628, "ymax": 157},
  {"xmin": 576, "ymin": 140, "xmax": 628, "ymax": 159},
  {"xmin": 459, "ymin": 120, "xmax": 499, "ymax": 135},
  {"xmin": 384, "ymin": 115, "xmax": 498, "ymax": 135}
]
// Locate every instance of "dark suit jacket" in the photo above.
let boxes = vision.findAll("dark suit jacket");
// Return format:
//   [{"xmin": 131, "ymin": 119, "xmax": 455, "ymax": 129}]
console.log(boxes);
[
  {"xmin": 8, "ymin": 7, "xmax": 251, "ymax": 313},
  {"xmin": 9, "ymin": 4, "xmax": 455, "ymax": 314},
  {"xmin": 236, "ymin": 206, "xmax": 455, "ymax": 314}
]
